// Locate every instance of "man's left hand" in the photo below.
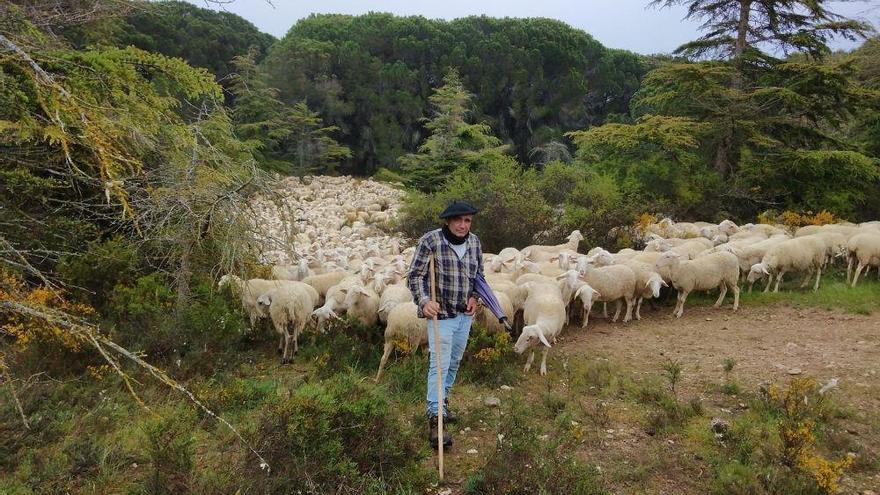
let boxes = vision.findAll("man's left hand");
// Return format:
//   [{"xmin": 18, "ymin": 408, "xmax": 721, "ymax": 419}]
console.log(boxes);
[{"xmin": 465, "ymin": 296, "xmax": 479, "ymax": 316}]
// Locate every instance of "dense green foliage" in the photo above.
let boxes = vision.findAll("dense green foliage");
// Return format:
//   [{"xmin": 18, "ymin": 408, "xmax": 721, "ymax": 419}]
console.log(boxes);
[
  {"xmin": 64, "ymin": 0, "xmax": 275, "ymax": 86},
  {"xmin": 263, "ymin": 13, "xmax": 647, "ymax": 173},
  {"xmin": 2, "ymin": 1, "xmax": 880, "ymax": 493}
]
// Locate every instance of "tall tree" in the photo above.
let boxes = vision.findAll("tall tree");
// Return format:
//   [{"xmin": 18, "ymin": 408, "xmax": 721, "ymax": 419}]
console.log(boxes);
[
  {"xmin": 229, "ymin": 48, "xmax": 350, "ymax": 174},
  {"xmin": 649, "ymin": 0, "xmax": 872, "ymax": 176},
  {"xmin": 398, "ymin": 70, "xmax": 509, "ymax": 192}
]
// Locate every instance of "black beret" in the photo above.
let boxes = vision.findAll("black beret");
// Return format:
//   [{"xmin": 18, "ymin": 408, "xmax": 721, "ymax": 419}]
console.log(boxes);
[{"xmin": 439, "ymin": 201, "xmax": 479, "ymax": 219}]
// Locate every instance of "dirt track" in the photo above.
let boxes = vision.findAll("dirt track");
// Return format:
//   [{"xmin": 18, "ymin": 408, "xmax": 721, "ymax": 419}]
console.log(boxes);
[
  {"xmin": 561, "ymin": 303, "xmax": 880, "ymax": 413},
  {"xmin": 436, "ymin": 303, "xmax": 880, "ymax": 493}
]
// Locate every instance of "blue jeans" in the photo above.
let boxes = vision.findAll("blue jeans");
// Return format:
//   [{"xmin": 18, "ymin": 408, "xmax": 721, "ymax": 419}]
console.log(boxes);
[{"xmin": 426, "ymin": 313, "xmax": 473, "ymax": 417}]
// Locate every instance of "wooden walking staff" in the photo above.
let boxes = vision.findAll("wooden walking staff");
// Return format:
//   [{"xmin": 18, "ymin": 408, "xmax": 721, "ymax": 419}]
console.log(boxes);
[{"xmin": 428, "ymin": 255, "xmax": 445, "ymax": 481}]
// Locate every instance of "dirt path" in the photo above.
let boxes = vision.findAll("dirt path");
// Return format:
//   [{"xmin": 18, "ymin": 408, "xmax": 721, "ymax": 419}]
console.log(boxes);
[
  {"xmin": 433, "ymin": 303, "xmax": 880, "ymax": 493},
  {"xmin": 560, "ymin": 303, "xmax": 880, "ymax": 413}
]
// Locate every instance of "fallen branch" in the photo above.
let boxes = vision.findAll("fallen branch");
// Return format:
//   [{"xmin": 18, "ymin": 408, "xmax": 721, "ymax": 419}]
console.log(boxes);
[{"xmin": 0, "ymin": 300, "xmax": 271, "ymax": 472}]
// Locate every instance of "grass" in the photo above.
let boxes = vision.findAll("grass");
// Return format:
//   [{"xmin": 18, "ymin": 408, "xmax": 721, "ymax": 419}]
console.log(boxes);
[
  {"xmin": 4, "ymin": 272, "xmax": 880, "ymax": 494},
  {"xmin": 678, "ymin": 269, "xmax": 880, "ymax": 315}
]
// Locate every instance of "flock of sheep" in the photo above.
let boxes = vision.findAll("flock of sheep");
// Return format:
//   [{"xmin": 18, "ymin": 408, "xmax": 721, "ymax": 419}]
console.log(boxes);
[{"xmin": 226, "ymin": 177, "xmax": 880, "ymax": 379}]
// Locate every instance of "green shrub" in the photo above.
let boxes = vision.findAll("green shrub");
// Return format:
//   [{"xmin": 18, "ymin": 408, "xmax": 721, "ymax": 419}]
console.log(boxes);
[
  {"xmin": 57, "ymin": 236, "xmax": 141, "ymax": 311},
  {"xmin": 398, "ymin": 157, "xmax": 555, "ymax": 252},
  {"xmin": 460, "ymin": 324, "xmax": 520, "ymax": 386},
  {"xmin": 142, "ymin": 408, "xmax": 196, "ymax": 494},
  {"xmin": 249, "ymin": 372, "xmax": 431, "ymax": 494},
  {"xmin": 463, "ymin": 397, "xmax": 608, "ymax": 495}
]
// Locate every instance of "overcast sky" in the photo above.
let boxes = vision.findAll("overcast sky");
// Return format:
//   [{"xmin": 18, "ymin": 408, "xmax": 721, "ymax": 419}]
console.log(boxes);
[{"xmin": 192, "ymin": 0, "xmax": 878, "ymax": 55}]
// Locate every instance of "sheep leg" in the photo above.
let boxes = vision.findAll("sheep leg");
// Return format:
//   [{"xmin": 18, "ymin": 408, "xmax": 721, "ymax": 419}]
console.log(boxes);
[
  {"xmin": 635, "ymin": 297, "xmax": 643, "ymax": 320},
  {"xmin": 675, "ymin": 291, "xmax": 689, "ymax": 318},
  {"xmin": 623, "ymin": 296, "xmax": 633, "ymax": 323},
  {"xmin": 851, "ymin": 263, "xmax": 865, "ymax": 288},
  {"xmin": 732, "ymin": 284, "xmax": 740, "ymax": 311},
  {"xmin": 813, "ymin": 265, "xmax": 822, "ymax": 291},
  {"xmin": 581, "ymin": 302, "xmax": 592, "ymax": 329},
  {"xmin": 612, "ymin": 300, "xmax": 622, "ymax": 322},
  {"xmin": 748, "ymin": 280, "xmax": 754, "ymax": 293},
  {"xmin": 773, "ymin": 271, "xmax": 785, "ymax": 292},
  {"xmin": 846, "ymin": 256, "xmax": 854, "ymax": 284},
  {"xmin": 281, "ymin": 329, "xmax": 292, "ymax": 364},
  {"xmin": 375, "ymin": 341, "xmax": 394, "ymax": 382},
  {"xmin": 603, "ymin": 302, "xmax": 608, "ymax": 319},
  {"xmin": 799, "ymin": 270, "xmax": 813, "ymax": 289},
  {"xmin": 714, "ymin": 283, "xmax": 728, "ymax": 308},
  {"xmin": 762, "ymin": 274, "xmax": 773, "ymax": 293},
  {"xmin": 524, "ymin": 350, "xmax": 535, "ymax": 373},
  {"xmin": 539, "ymin": 347, "xmax": 550, "ymax": 376}
]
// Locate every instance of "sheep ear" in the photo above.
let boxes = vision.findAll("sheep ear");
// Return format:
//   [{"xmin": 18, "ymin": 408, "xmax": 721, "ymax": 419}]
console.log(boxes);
[
  {"xmin": 537, "ymin": 327, "xmax": 552, "ymax": 348},
  {"xmin": 761, "ymin": 265, "xmax": 770, "ymax": 275},
  {"xmin": 661, "ymin": 280, "xmax": 668, "ymax": 287}
]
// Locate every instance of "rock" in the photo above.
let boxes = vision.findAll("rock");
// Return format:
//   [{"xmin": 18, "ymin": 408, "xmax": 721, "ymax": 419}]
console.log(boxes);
[
  {"xmin": 705, "ymin": 318, "xmax": 712, "ymax": 321},
  {"xmin": 500, "ymin": 385, "xmax": 513, "ymax": 391},
  {"xmin": 711, "ymin": 418, "xmax": 730, "ymax": 437},
  {"xmin": 787, "ymin": 368, "xmax": 803, "ymax": 375},
  {"xmin": 484, "ymin": 396, "xmax": 501, "ymax": 407},
  {"xmin": 467, "ymin": 449, "xmax": 479, "ymax": 455}
]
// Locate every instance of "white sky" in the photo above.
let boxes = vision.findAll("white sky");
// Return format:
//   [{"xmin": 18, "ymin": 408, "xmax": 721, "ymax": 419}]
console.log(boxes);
[{"xmin": 192, "ymin": 0, "xmax": 879, "ymax": 54}]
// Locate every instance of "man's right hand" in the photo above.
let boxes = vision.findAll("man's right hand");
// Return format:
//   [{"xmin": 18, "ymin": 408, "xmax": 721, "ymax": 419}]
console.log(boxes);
[{"xmin": 422, "ymin": 301, "xmax": 440, "ymax": 319}]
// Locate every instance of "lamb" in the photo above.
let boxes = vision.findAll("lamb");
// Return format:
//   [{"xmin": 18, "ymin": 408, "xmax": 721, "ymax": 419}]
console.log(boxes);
[
  {"xmin": 655, "ymin": 251, "xmax": 740, "ymax": 318},
  {"xmin": 750, "ymin": 236, "xmax": 827, "ymax": 293},
  {"xmin": 513, "ymin": 282, "xmax": 567, "ymax": 376},
  {"xmin": 255, "ymin": 282, "xmax": 319, "ymax": 363},
  {"xmin": 374, "ymin": 302, "xmax": 427, "ymax": 382},
  {"xmin": 847, "ymin": 233, "xmax": 880, "ymax": 287},
  {"xmin": 577, "ymin": 261, "xmax": 637, "ymax": 325}
]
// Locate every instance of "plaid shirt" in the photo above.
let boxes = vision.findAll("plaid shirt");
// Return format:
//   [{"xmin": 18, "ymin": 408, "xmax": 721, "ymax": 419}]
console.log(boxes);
[{"xmin": 407, "ymin": 228, "xmax": 483, "ymax": 319}]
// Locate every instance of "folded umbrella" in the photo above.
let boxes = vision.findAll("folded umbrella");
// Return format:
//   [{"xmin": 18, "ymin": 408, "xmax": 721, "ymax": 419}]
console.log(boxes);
[{"xmin": 473, "ymin": 273, "xmax": 512, "ymax": 331}]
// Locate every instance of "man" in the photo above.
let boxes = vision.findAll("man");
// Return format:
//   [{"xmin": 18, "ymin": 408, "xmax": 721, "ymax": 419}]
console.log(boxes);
[{"xmin": 407, "ymin": 200, "xmax": 483, "ymax": 449}]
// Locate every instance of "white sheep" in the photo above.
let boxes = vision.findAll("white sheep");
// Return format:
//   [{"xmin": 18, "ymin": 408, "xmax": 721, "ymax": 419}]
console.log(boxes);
[
  {"xmin": 655, "ymin": 251, "xmax": 740, "ymax": 318},
  {"xmin": 302, "ymin": 271, "xmax": 349, "ymax": 305},
  {"xmin": 271, "ymin": 258, "xmax": 313, "ymax": 281},
  {"xmin": 750, "ymin": 236, "xmax": 827, "ymax": 292},
  {"xmin": 256, "ymin": 282, "xmax": 319, "ymax": 363},
  {"xmin": 341, "ymin": 283, "xmax": 380, "ymax": 327},
  {"xmin": 522, "ymin": 230, "xmax": 584, "ymax": 262},
  {"xmin": 589, "ymin": 249, "xmax": 667, "ymax": 320},
  {"xmin": 476, "ymin": 290, "xmax": 514, "ymax": 334},
  {"xmin": 847, "ymin": 233, "xmax": 880, "ymax": 287},
  {"xmin": 311, "ymin": 275, "xmax": 361, "ymax": 330},
  {"xmin": 577, "ymin": 261, "xmax": 637, "ymax": 324},
  {"xmin": 218, "ymin": 275, "xmax": 296, "ymax": 330},
  {"xmin": 513, "ymin": 282, "xmax": 567, "ymax": 376},
  {"xmin": 374, "ymin": 302, "xmax": 427, "ymax": 382},
  {"xmin": 377, "ymin": 283, "xmax": 413, "ymax": 323}
]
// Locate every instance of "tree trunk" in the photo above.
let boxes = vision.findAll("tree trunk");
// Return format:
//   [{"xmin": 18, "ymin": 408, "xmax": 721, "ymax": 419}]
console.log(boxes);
[
  {"xmin": 714, "ymin": 125, "xmax": 733, "ymax": 177},
  {"xmin": 733, "ymin": 0, "xmax": 752, "ymax": 90}
]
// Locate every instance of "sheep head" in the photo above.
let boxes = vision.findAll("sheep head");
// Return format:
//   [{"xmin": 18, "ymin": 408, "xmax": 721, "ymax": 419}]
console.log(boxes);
[
  {"xmin": 747, "ymin": 263, "xmax": 769, "ymax": 283},
  {"xmin": 567, "ymin": 230, "xmax": 584, "ymax": 243},
  {"xmin": 574, "ymin": 283, "xmax": 600, "ymax": 307},
  {"xmin": 645, "ymin": 273, "xmax": 667, "ymax": 298},
  {"xmin": 514, "ymin": 324, "xmax": 551, "ymax": 354},
  {"xmin": 654, "ymin": 251, "xmax": 681, "ymax": 271}
]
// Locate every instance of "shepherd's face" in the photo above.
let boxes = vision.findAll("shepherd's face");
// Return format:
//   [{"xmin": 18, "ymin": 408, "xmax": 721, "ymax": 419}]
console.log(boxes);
[{"xmin": 447, "ymin": 215, "xmax": 473, "ymax": 237}]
